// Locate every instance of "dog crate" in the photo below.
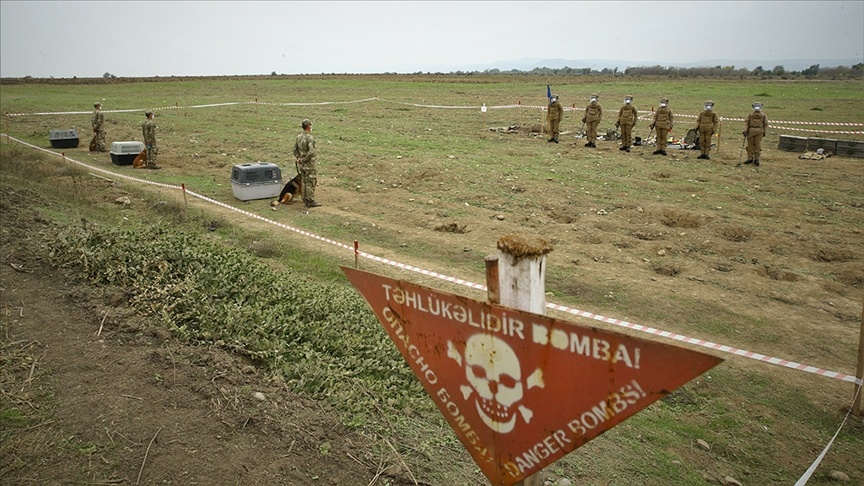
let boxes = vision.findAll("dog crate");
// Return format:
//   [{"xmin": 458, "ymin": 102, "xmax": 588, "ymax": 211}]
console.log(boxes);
[
  {"xmin": 110, "ymin": 141, "xmax": 146, "ymax": 166},
  {"xmin": 230, "ymin": 162, "xmax": 282, "ymax": 201},
  {"xmin": 834, "ymin": 140, "xmax": 864, "ymax": 158},
  {"xmin": 49, "ymin": 129, "xmax": 79, "ymax": 149},
  {"xmin": 777, "ymin": 135, "xmax": 808, "ymax": 152}
]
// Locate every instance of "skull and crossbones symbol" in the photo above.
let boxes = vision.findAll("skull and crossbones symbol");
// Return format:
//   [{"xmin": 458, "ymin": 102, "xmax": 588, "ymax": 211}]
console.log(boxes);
[{"xmin": 448, "ymin": 334, "xmax": 544, "ymax": 433}]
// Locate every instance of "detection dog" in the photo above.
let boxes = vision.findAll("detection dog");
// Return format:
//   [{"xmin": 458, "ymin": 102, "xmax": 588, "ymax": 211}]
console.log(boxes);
[{"xmin": 270, "ymin": 173, "xmax": 303, "ymax": 208}]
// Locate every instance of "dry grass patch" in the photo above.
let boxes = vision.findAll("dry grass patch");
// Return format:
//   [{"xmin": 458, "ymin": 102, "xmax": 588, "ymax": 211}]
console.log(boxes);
[
  {"xmin": 661, "ymin": 209, "xmax": 711, "ymax": 228},
  {"xmin": 433, "ymin": 222, "xmax": 468, "ymax": 234},
  {"xmin": 630, "ymin": 229, "xmax": 668, "ymax": 241},
  {"xmin": 812, "ymin": 246, "xmax": 857, "ymax": 262},
  {"xmin": 756, "ymin": 265, "xmax": 800, "ymax": 282},
  {"xmin": 717, "ymin": 225, "xmax": 754, "ymax": 242},
  {"xmin": 832, "ymin": 263, "xmax": 864, "ymax": 287},
  {"xmin": 652, "ymin": 261, "xmax": 684, "ymax": 277}
]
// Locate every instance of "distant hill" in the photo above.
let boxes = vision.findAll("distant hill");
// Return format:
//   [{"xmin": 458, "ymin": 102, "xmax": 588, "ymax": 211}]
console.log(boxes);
[{"xmin": 459, "ymin": 57, "xmax": 864, "ymax": 73}]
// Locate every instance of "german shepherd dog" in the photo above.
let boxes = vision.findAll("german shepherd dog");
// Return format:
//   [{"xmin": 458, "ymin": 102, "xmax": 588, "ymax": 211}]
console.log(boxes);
[{"xmin": 270, "ymin": 173, "xmax": 303, "ymax": 208}]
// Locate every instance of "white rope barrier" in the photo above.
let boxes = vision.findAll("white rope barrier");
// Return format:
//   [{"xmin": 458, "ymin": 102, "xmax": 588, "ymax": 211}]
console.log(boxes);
[{"xmin": 2, "ymin": 133, "xmax": 860, "ymax": 388}]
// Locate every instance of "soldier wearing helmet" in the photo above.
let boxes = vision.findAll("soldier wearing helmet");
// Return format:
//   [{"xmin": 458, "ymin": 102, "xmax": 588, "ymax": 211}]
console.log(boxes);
[
  {"xmin": 293, "ymin": 119, "xmax": 321, "ymax": 207},
  {"xmin": 742, "ymin": 102, "xmax": 768, "ymax": 167},
  {"xmin": 581, "ymin": 93, "xmax": 602, "ymax": 148},
  {"xmin": 546, "ymin": 94, "xmax": 563, "ymax": 143},
  {"xmin": 616, "ymin": 95, "xmax": 637, "ymax": 152},
  {"xmin": 650, "ymin": 98, "xmax": 673, "ymax": 155},
  {"xmin": 696, "ymin": 100, "xmax": 720, "ymax": 160}
]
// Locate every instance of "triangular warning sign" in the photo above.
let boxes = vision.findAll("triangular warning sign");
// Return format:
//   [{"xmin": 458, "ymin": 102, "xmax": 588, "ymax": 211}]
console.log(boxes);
[{"xmin": 343, "ymin": 267, "xmax": 722, "ymax": 486}]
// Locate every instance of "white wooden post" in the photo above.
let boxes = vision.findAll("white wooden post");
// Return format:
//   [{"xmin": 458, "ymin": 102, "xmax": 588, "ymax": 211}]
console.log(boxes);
[
  {"xmin": 496, "ymin": 234, "xmax": 552, "ymax": 315},
  {"xmin": 490, "ymin": 234, "xmax": 553, "ymax": 486}
]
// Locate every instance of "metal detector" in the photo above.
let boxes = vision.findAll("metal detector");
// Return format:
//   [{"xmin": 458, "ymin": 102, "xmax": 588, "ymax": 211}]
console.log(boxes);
[
  {"xmin": 640, "ymin": 126, "xmax": 655, "ymax": 155},
  {"xmin": 735, "ymin": 136, "xmax": 746, "ymax": 167}
]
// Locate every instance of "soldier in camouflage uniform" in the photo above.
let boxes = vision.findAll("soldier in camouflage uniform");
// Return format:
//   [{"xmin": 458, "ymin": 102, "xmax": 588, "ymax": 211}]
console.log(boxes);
[
  {"xmin": 91, "ymin": 102, "xmax": 107, "ymax": 152},
  {"xmin": 650, "ymin": 98, "xmax": 673, "ymax": 155},
  {"xmin": 616, "ymin": 95, "xmax": 637, "ymax": 152},
  {"xmin": 546, "ymin": 94, "xmax": 563, "ymax": 143},
  {"xmin": 142, "ymin": 111, "xmax": 160, "ymax": 169},
  {"xmin": 696, "ymin": 100, "xmax": 720, "ymax": 160},
  {"xmin": 581, "ymin": 93, "xmax": 602, "ymax": 147},
  {"xmin": 742, "ymin": 102, "xmax": 768, "ymax": 166},
  {"xmin": 294, "ymin": 119, "xmax": 321, "ymax": 208}
]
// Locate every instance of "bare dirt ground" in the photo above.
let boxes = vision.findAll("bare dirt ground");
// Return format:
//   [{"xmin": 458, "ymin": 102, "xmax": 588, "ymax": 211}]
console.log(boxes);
[{"xmin": 0, "ymin": 187, "xmax": 418, "ymax": 485}]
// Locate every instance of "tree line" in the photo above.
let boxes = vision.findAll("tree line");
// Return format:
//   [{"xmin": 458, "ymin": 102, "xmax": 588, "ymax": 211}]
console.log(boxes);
[{"xmin": 445, "ymin": 63, "xmax": 864, "ymax": 79}]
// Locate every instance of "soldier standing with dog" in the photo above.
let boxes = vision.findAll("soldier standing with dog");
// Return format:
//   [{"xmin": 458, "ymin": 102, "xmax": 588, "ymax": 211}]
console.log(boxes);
[
  {"xmin": 142, "ymin": 111, "xmax": 160, "ymax": 169},
  {"xmin": 294, "ymin": 119, "xmax": 321, "ymax": 208}
]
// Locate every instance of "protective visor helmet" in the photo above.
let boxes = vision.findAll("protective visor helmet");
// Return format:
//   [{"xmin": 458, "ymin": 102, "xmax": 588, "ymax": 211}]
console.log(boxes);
[
  {"xmin": 301, "ymin": 119, "xmax": 312, "ymax": 129},
  {"xmin": 752, "ymin": 102, "xmax": 763, "ymax": 111},
  {"xmin": 144, "ymin": 110, "xmax": 153, "ymax": 116},
  {"xmin": 704, "ymin": 100, "xmax": 714, "ymax": 110},
  {"xmin": 590, "ymin": 93, "xmax": 599, "ymax": 102},
  {"xmin": 660, "ymin": 98, "xmax": 669, "ymax": 106},
  {"xmin": 94, "ymin": 102, "xmax": 101, "ymax": 108},
  {"xmin": 551, "ymin": 94, "xmax": 558, "ymax": 102},
  {"xmin": 625, "ymin": 95, "xmax": 633, "ymax": 103}
]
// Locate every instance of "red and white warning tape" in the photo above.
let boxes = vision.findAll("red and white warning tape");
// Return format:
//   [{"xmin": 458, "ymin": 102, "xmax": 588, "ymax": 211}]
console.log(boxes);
[
  {"xmin": 3, "ymin": 133, "xmax": 861, "ymax": 388},
  {"xmin": 5, "ymin": 99, "xmax": 862, "ymax": 135}
]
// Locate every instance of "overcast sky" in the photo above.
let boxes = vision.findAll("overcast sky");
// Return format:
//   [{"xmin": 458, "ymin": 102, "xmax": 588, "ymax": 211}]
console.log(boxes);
[{"xmin": 1, "ymin": 1, "xmax": 862, "ymax": 78}]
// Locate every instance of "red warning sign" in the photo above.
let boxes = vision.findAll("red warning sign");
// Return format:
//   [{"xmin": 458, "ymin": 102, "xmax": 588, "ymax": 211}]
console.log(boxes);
[{"xmin": 342, "ymin": 267, "xmax": 722, "ymax": 486}]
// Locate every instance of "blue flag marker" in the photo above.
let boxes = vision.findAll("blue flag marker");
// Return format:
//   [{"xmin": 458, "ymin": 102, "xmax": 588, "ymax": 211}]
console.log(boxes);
[{"xmin": 547, "ymin": 84, "xmax": 552, "ymax": 100}]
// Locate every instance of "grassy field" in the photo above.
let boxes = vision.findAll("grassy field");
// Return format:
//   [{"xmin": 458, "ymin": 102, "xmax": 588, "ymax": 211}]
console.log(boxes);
[{"xmin": 1, "ymin": 75, "xmax": 863, "ymax": 485}]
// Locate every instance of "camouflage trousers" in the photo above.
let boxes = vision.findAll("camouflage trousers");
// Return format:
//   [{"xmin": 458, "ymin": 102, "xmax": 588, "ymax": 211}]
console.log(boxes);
[
  {"xmin": 94, "ymin": 129, "xmax": 107, "ymax": 151},
  {"xmin": 145, "ymin": 143, "xmax": 158, "ymax": 167},
  {"xmin": 300, "ymin": 161, "xmax": 317, "ymax": 203}
]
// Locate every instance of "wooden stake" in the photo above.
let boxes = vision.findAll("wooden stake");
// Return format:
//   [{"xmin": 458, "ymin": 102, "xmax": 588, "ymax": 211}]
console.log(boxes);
[
  {"xmin": 717, "ymin": 120, "xmax": 722, "ymax": 152},
  {"xmin": 493, "ymin": 234, "xmax": 553, "ymax": 486},
  {"xmin": 354, "ymin": 240, "xmax": 359, "ymax": 269},
  {"xmin": 853, "ymin": 293, "xmax": 864, "ymax": 416},
  {"xmin": 485, "ymin": 255, "xmax": 499, "ymax": 305}
]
